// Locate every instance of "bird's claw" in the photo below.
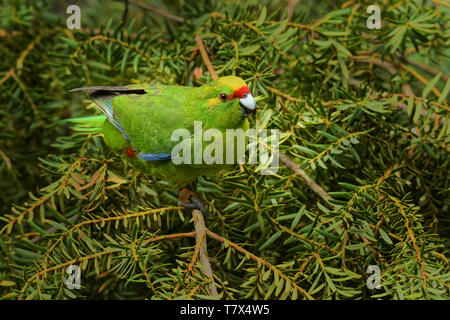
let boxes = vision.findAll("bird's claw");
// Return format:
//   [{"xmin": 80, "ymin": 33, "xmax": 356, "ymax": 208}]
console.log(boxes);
[{"xmin": 177, "ymin": 197, "xmax": 206, "ymax": 216}]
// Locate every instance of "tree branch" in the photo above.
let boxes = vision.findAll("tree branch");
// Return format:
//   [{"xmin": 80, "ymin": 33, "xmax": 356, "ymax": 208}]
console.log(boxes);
[
  {"xmin": 195, "ymin": 35, "xmax": 218, "ymax": 80},
  {"xmin": 191, "ymin": 209, "xmax": 219, "ymax": 296},
  {"xmin": 279, "ymin": 153, "xmax": 337, "ymax": 210},
  {"xmin": 124, "ymin": 0, "xmax": 184, "ymax": 23}
]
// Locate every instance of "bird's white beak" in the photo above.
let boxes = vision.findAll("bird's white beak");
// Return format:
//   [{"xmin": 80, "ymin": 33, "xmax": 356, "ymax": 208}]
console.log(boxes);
[{"xmin": 239, "ymin": 93, "xmax": 256, "ymax": 111}]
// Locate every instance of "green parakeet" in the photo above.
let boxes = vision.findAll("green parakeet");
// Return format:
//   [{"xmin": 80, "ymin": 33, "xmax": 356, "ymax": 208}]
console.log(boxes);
[{"xmin": 70, "ymin": 76, "xmax": 257, "ymax": 211}]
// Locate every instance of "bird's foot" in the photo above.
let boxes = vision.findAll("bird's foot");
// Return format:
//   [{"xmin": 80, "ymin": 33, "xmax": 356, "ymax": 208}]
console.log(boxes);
[{"xmin": 177, "ymin": 188, "xmax": 206, "ymax": 216}]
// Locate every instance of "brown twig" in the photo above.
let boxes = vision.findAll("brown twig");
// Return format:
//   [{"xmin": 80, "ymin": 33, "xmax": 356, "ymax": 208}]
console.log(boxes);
[
  {"xmin": 279, "ymin": 153, "xmax": 337, "ymax": 210},
  {"xmin": 195, "ymin": 35, "xmax": 218, "ymax": 80},
  {"xmin": 143, "ymin": 232, "xmax": 195, "ymax": 244},
  {"xmin": 191, "ymin": 209, "xmax": 219, "ymax": 296},
  {"xmin": 402, "ymin": 56, "xmax": 449, "ymax": 82},
  {"xmin": 0, "ymin": 149, "xmax": 11, "ymax": 169},
  {"xmin": 125, "ymin": 0, "xmax": 184, "ymax": 23}
]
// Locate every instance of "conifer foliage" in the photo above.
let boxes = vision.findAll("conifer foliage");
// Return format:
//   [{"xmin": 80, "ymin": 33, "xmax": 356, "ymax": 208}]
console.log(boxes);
[{"xmin": 0, "ymin": 0, "xmax": 449, "ymax": 300}]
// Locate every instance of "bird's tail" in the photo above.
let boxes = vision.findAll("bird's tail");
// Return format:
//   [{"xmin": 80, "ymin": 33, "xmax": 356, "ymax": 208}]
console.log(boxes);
[{"xmin": 60, "ymin": 115, "xmax": 106, "ymax": 134}]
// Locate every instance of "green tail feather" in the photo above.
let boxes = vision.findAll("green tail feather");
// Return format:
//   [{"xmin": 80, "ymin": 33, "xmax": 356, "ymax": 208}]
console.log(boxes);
[
  {"xmin": 61, "ymin": 115, "xmax": 107, "ymax": 133},
  {"xmin": 62, "ymin": 115, "xmax": 129, "ymax": 152}
]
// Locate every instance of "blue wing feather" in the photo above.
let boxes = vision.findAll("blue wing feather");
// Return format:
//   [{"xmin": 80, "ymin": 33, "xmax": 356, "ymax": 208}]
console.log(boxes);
[{"xmin": 138, "ymin": 152, "xmax": 172, "ymax": 161}]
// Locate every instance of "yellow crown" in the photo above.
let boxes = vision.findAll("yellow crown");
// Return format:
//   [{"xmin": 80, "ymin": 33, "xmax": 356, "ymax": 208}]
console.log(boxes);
[{"xmin": 217, "ymin": 76, "xmax": 247, "ymax": 91}]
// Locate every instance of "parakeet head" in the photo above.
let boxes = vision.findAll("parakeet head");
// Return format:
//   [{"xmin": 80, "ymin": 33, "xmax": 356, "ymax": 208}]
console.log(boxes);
[
  {"xmin": 191, "ymin": 76, "xmax": 257, "ymax": 129},
  {"xmin": 215, "ymin": 76, "xmax": 257, "ymax": 118}
]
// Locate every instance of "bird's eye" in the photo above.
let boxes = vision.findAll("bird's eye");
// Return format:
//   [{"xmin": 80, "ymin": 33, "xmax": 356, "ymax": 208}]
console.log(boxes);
[{"xmin": 219, "ymin": 93, "xmax": 228, "ymax": 102}]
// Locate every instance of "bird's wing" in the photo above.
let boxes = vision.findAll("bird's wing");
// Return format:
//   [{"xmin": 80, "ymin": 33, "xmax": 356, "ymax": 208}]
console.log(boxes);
[
  {"xmin": 70, "ymin": 86, "xmax": 147, "ymax": 135},
  {"xmin": 71, "ymin": 85, "xmax": 192, "ymax": 160}
]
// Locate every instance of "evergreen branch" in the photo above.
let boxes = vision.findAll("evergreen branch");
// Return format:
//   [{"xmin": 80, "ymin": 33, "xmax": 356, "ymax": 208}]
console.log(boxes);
[
  {"xmin": 308, "ymin": 130, "xmax": 372, "ymax": 165},
  {"xmin": 130, "ymin": 237, "xmax": 155, "ymax": 292},
  {"xmin": 70, "ymin": 35, "xmax": 156, "ymax": 65},
  {"xmin": 0, "ymin": 192, "xmax": 55, "ymax": 235},
  {"xmin": 10, "ymin": 71, "xmax": 42, "ymax": 121},
  {"xmin": 0, "ymin": 35, "xmax": 41, "ymax": 85},
  {"xmin": 389, "ymin": 93, "xmax": 450, "ymax": 113},
  {"xmin": 0, "ymin": 68, "xmax": 15, "ymax": 86},
  {"xmin": 390, "ymin": 196, "xmax": 428, "ymax": 290},
  {"xmin": 206, "ymin": 229, "xmax": 313, "ymax": 300},
  {"xmin": 210, "ymin": 12, "xmax": 316, "ymax": 32},
  {"xmin": 18, "ymin": 249, "xmax": 117, "ymax": 300},
  {"xmin": 1, "ymin": 0, "xmax": 448, "ymax": 301},
  {"xmin": 268, "ymin": 216, "xmax": 338, "ymax": 255},
  {"xmin": 0, "ymin": 158, "xmax": 87, "ymax": 234},
  {"xmin": 30, "ymin": 214, "xmax": 79, "ymax": 244},
  {"xmin": 267, "ymin": 86, "xmax": 301, "ymax": 103},
  {"xmin": 41, "ymin": 207, "xmax": 182, "ymax": 264}
]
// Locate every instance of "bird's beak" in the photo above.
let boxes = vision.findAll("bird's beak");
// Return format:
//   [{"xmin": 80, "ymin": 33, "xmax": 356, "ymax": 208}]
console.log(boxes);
[{"xmin": 239, "ymin": 93, "xmax": 256, "ymax": 117}]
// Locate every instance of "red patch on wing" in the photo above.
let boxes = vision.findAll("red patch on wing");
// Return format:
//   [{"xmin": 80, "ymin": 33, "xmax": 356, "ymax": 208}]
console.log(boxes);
[
  {"xmin": 232, "ymin": 86, "xmax": 250, "ymax": 99},
  {"xmin": 125, "ymin": 146, "xmax": 136, "ymax": 158}
]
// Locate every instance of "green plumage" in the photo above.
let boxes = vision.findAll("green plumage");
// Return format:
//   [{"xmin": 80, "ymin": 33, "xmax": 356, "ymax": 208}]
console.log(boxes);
[
  {"xmin": 72, "ymin": 76, "xmax": 254, "ymax": 188},
  {"xmin": 102, "ymin": 118, "xmax": 129, "ymax": 151}
]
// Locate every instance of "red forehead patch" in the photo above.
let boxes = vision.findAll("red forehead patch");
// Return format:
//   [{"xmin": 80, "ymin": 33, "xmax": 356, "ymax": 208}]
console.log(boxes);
[{"xmin": 232, "ymin": 86, "xmax": 251, "ymax": 99}]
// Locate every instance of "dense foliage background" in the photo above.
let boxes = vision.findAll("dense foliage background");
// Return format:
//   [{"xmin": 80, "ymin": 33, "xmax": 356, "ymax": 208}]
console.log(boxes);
[{"xmin": 0, "ymin": 0, "xmax": 449, "ymax": 300}]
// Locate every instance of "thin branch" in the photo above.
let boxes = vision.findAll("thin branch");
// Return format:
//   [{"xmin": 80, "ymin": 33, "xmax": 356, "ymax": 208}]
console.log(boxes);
[
  {"xmin": 0, "ymin": 149, "xmax": 11, "ymax": 169},
  {"xmin": 279, "ymin": 153, "xmax": 337, "ymax": 210},
  {"xmin": 143, "ymin": 232, "xmax": 195, "ymax": 244},
  {"xmin": 191, "ymin": 209, "xmax": 219, "ymax": 296},
  {"xmin": 118, "ymin": 0, "xmax": 129, "ymax": 29},
  {"xmin": 195, "ymin": 35, "xmax": 218, "ymax": 80},
  {"xmin": 40, "ymin": 207, "xmax": 182, "ymax": 265},
  {"xmin": 269, "ymin": 216, "xmax": 338, "ymax": 255},
  {"xmin": 399, "ymin": 63, "xmax": 442, "ymax": 99},
  {"xmin": 402, "ymin": 56, "xmax": 448, "ymax": 82},
  {"xmin": 124, "ymin": 0, "xmax": 184, "ymax": 23},
  {"xmin": 19, "ymin": 250, "xmax": 115, "ymax": 299}
]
